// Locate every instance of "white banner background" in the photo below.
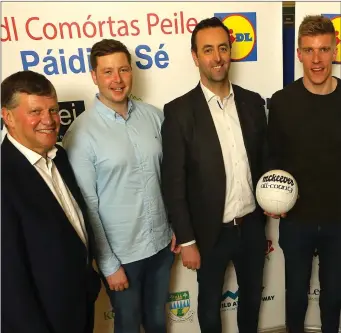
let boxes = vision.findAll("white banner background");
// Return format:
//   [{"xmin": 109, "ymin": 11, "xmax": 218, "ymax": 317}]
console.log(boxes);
[{"xmin": 1, "ymin": 2, "xmax": 284, "ymax": 332}]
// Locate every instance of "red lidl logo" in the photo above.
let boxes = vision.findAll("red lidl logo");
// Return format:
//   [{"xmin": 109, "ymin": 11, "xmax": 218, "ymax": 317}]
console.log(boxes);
[
  {"xmin": 214, "ymin": 12, "xmax": 257, "ymax": 62},
  {"xmin": 323, "ymin": 14, "xmax": 341, "ymax": 64}
]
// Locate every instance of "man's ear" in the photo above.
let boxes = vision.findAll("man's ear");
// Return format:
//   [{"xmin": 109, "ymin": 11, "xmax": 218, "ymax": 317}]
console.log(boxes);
[
  {"xmin": 297, "ymin": 47, "xmax": 303, "ymax": 63},
  {"xmin": 191, "ymin": 50, "xmax": 199, "ymax": 68},
  {"xmin": 332, "ymin": 44, "xmax": 337, "ymax": 63},
  {"xmin": 2, "ymin": 107, "xmax": 14, "ymax": 129},
  {"xmin": 91, "ymin": 70, "xmax": 98, "ymax": 86}
]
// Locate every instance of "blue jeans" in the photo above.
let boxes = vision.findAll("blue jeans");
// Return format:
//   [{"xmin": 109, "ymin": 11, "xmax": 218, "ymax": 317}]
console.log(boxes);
[
  {"xmin": 279, "ymin": 218, "xmax": 341, "ymax": 333},
  {"xmin": 103, "ymin": 245, "xmax": 174, "ymax": 333}
]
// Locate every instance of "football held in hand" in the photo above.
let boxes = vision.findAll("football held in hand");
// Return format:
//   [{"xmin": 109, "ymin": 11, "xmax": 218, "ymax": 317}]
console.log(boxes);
[{"xmin": 256, "ymin": 170, "xmax": 298, "ymax": 215}]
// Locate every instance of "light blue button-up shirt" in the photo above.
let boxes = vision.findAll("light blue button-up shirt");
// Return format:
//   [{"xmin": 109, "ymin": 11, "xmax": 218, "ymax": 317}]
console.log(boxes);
[{"xmin": 63, "ymin": 96, "xmax": 172, "ymax": 277}]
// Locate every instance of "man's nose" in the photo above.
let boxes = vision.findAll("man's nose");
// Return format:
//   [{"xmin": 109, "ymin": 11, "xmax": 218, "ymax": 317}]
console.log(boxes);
[
  {"xmin": 213, "ymin": 49, "xmax": 221, "ymax": 62},
  {"xmin": 112, "ymin": 71, "xmax": 122, "ymax": 83},
  {"xmin": 41, "ymin": 111, "xmax": 55, "ymax": 125},
  {"xmin": 312, "ymin": 50, "xmax": 321, "ymax": 63}
]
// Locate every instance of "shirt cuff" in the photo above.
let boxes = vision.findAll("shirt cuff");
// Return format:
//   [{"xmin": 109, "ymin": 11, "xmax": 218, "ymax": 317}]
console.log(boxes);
[
  {"xmin": 181, "ymin": 240, "xmax": 196, "ymax": 247},
  {"xmin": 99, "ymin": 256, "xmax": 121, "ymax": 277}
]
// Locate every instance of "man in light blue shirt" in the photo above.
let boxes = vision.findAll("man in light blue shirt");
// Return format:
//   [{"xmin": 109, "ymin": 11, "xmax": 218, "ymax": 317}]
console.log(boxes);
[{"xmin": 63, "ymin": 39, "xmax": 176, "ymax": 333}]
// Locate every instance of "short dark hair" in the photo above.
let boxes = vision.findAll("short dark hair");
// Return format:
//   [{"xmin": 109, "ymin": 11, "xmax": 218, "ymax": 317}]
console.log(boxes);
[
  {"xmin": 1, "ymin": 70, "xmax": 57, "ymax": 110},
  {"xmin": 298, "ymin": 15, "xmax": 336, "ymax": 47},
  {"xmin": 90, "ymin": 39, "xmax": 132, "ymax": 70},
  {"xmin": 191, "ymin": 17, "xmax": 232, "ymax": 53}
]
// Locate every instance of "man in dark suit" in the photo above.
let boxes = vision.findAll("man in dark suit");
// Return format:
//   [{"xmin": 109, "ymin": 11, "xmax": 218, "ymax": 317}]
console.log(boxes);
[
  {"xmin": 1, "ymin": 70, "xmax": 101, "ymax": 333},
  {"xmin": 161, "ymin": 17, "xmax": 268, "ymax": 333}
]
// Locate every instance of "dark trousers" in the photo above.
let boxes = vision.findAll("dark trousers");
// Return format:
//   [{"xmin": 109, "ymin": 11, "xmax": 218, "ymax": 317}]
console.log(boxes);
[
  {"xmin": 102, "ymin": 245, "xmax": 174, "ymax": 333},
  {"xmin": 85, "ymin": 304, "xmax": 95, "ymax": 333},
  {"xmin": 279, "ymin": 218, "xmax": 341, "ymax": 333},
  {"xmin": 197, "ymin": 211, "xmax": 266, "ymax": 333}
]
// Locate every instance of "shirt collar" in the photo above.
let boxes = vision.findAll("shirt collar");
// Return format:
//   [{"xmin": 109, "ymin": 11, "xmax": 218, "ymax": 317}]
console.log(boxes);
[
  {"xmin": 6, "ymin": 133, "xmax": 58, "ymax": 165},
  {"xmin": 200, "ymin": 81, "xmax": 234, "ymax": 103},
  {"xmin": 94, "ymin": 94, "xmax": 134, "ymax": 120}
]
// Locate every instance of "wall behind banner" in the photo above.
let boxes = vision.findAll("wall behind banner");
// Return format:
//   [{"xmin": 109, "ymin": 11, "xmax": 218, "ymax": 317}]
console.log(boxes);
[
  {"xmin": 295, "ymin": 2, "xmax": 341, "ymax": 332},
  {"xmin": 1, "ymin": 2, "xmax": 283, "ymax": 332}
]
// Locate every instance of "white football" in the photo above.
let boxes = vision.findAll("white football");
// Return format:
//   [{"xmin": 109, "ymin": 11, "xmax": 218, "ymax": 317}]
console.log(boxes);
[{"xmin": 256, "ymin": 170, "xmax": 298, "ymax": 215}]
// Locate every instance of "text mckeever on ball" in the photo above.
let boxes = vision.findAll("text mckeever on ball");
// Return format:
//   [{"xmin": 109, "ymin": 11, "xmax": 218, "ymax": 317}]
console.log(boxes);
[{"xmin": 256, "ymin": 170, "xmax": 298, "ymax": 215}]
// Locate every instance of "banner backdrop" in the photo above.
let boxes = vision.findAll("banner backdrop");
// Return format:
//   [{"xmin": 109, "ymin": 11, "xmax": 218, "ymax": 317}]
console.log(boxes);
[
  {"xmin": 1, "ymin": 2, "xmax": 284, "ymax": 332},
  {"xmin": 294, "ymin": 2, "xmax": 341, "ymax": 332}
]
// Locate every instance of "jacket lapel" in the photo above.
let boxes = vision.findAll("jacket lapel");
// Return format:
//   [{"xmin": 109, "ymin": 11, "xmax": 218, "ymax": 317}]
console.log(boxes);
[
  {"xmin": 3, "ymin": 137, "xmax": 87, "ymax": 251},
  {"xmin": 53, "ymin": 147, "xmax": 79, "ymax": 203},
  {"xmin": 191, "ymin": 83, "xmax": 225, "ymax": 174},
  {"xmin": 190, "ymin": 82, "xmax": 261, "ymax": 181},
  {"xmin": 232, "ymin": 84, "xmax": 254, "ymax": 169},
  {"xmin": 3, "ymin": 137, "xmax": 67, "ymax": 219},
  {"xmin": 54, "ymin": 147, "xmax": 93, "ymax": 254}
]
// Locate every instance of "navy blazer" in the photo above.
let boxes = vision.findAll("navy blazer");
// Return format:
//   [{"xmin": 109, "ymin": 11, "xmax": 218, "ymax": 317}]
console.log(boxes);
[
  {"xmin": 161, "ymin": 83, "xmax": 268, "ymax": 254},
  {"xmin": 1, "ymin": 136, "xmax": 101, "ymax": 333}
]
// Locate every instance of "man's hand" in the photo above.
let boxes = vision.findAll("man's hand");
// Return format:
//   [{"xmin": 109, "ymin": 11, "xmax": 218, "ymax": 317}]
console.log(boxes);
[
  {"xmin": 170, "ymin": 233, "xmax": 181, "ymax": 254},
  {"xmin": 264, "ymin": 194, "xmax": 299, "ymax": 219},
  {"xmin": 106, "ymin": 267, "xmax": 129, "ymax": 291},
  {"xmin": 264, "ymin": 211, "xmax": 287, "ymax": 219},
  {"xmin": 181, "ymin": 244, "xmax": 201, "ymax": 270}
]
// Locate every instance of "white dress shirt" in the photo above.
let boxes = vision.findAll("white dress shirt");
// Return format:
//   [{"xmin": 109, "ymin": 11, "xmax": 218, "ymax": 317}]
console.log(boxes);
[
  {"xmin": 182, "ymin": 82, "xmax": 256, "ymax": 247},
  {"xmin": 7, "ymin": 133, "xmax": 88, "ymax": 247}
]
